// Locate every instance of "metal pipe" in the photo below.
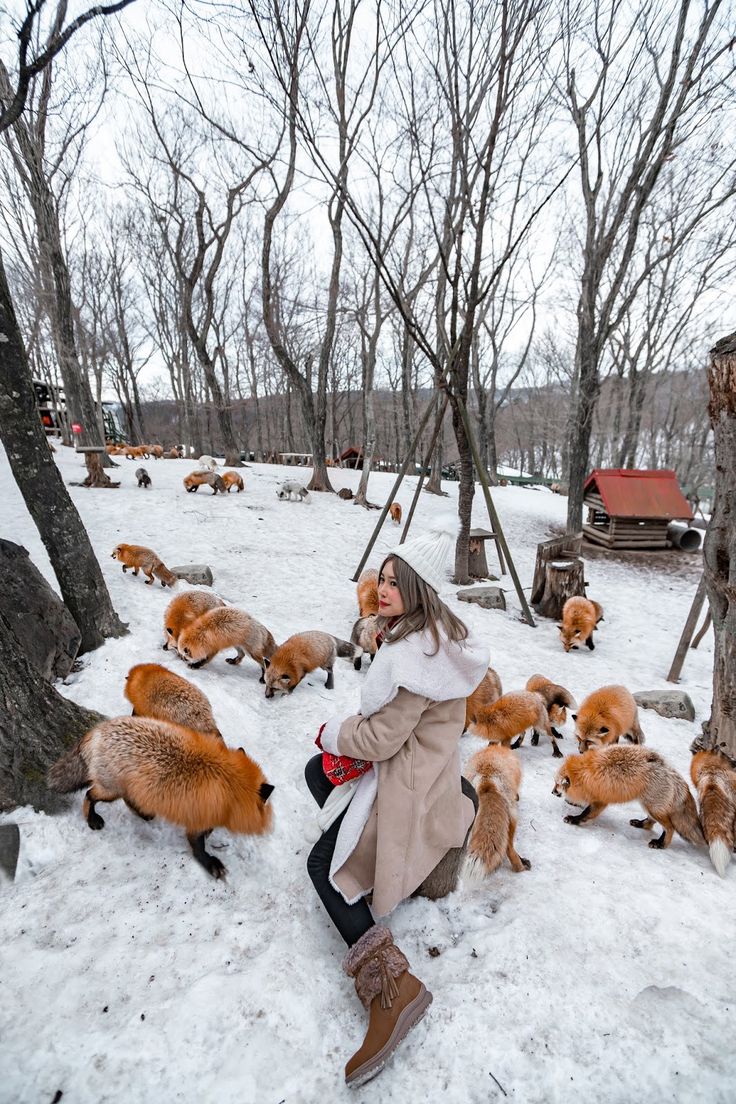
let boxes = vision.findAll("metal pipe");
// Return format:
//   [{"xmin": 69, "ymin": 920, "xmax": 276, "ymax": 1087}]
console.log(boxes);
[{"xmin": 667, "ymin": 521, "xmax": 702, "ymax": 552}]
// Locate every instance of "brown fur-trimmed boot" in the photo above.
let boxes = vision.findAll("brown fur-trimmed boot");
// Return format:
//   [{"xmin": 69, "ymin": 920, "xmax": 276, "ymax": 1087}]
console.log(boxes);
[{"xmin": 342, "ymin": 925, "xmax": 432, "ymax": 1087}]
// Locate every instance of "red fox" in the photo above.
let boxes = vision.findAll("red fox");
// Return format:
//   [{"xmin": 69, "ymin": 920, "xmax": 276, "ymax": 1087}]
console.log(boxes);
[
  {"xmin": 183, "ymin": 470, "xmax": 226, "ymax": 494},
  {"xmin": 469, "ymin": 690, "xmax": 563, "ymax": 758},
  {"xmin": 221, "ymin": 471, "xmax": 244, "ymax": 493},
  {"xmin": 573, "ymin": 685, "xmax": 644, "ymax": 752},
  {"xmin": 177, "ymin": 607, "xmax": 276, "ymax": 680},
  {"xmin": 111, "ymin": 544, "xmax": 178, "ymax": 588},
  {"xmin": 690, "ymin": 751, "xmax": 736, "ymax": 876},
  {"xmin": 149, "ymin": 445, "xmax": 164, "ymax": 459},
  {"xmin": 389, "ymin": 502, "xmax": 402, "ymax": 525},
  {"xmin": 46, "ymin": 717, "xmax": 274, "ymax": 879},
  {"xmin": 558, "ymin": 596, "xmax": 604, "ymax": 652},
  {"xmin": 125, "ymin": 663, "xmax": 222, "ymax": 742},
  {"xmin": 162, "ymin": 590, "xmax": 226, "ymax": 651},
  {"xmin": 350, "ymin": 614, "xmax": 379, "ymax": 668},
  {"xmin": 553, "ymin": 745, "xmax": 704, "ymax": 850},
  {"xmin": 125, "ymin": 445, "xmax": 149, "ymax": 460},
  {"xmin": 464, "ymin": 745, "xmax": 530, "ymax": 878},
  {"xmin": 264, "ymin": 631, "xmax": 361, "ymax": 696},
  {"xmin": 525, "ymin": 674, "xmax": 576, "ymax": 745},
  {"xmin": 465, "ymin": 667, "xmax": 503, "ymax": 730},
  {"xmin": 357, "ymin": 568, "xmax": 379, "ymax": 617}
]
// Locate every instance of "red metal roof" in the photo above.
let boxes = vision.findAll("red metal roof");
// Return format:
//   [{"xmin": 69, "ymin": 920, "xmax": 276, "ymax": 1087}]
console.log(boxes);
[{"xmin": 584, "ymin": 469, "xmax": 693, "ymax": 520}]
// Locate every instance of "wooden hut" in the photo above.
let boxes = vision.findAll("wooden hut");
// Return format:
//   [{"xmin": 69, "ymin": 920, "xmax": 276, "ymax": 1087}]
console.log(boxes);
[
  {"xmin": 339, "ymin": 446, "xmax": 364, "ymax": 469},
  {"xmin": 583, "ymin": 469, "xmax": 692, "ymax": 550}
]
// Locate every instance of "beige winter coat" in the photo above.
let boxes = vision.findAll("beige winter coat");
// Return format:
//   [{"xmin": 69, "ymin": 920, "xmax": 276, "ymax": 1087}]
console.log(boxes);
[{"xmin": 331, "ymin": 688, "xmax": 475, "ymax": 918}]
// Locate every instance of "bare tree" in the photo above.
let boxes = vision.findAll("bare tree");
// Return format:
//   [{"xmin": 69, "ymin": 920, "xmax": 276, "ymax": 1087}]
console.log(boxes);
[
  {"xmin": 560, "ymin": 0, "xmax": 736, "ymax": 531},
  {"xmin": 0, "ymin": 26, "xmax": 117, "ymax": 483},
  {"xmin": 0, "ymin": 0, "xmax": 133, "ymax": 812},
  {"xmin": 0, "ymin": 0, "xmax": 136, "ymax": 131}
]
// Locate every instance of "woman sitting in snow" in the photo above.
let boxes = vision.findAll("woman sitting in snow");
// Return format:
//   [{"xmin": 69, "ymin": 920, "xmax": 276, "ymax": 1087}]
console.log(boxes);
[{"xmin": 304, "ymin": 520, "xmax": 489, "ymax": 1088}]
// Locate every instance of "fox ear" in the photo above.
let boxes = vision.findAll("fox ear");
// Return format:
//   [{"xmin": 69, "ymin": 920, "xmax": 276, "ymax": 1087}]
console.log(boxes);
[
  {"xmin": 259, "ymin": 782, "xmax": 274, "ymax": 803},
  {"xmin": 263, "ymin": 657, "xmax": 270, "ymax": 668},
  {"xmin": 599, "ymin": 726, "xmax": 609, "ymax": 734}
]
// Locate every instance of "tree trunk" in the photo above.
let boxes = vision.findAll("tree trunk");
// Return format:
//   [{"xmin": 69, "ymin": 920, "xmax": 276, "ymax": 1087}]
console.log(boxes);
[
  {"xmin": 192, "ymin": 343, "xmax": 241, "ymax": 466},
  {"xmin": 5, "ymin": 112, "xmax": 105, "ymax": 454},
  {"xmin": 0, "ymin": 249, "xmax": 128, "ymax": 653},
  {"xmin": 693, "ymin": 333, "xmax": 736, "ymax": 760},
  {"xmin": 425, "ymin": 381, "xmax": 447, "ymax": 496},
  {"xmin": 620, "ymin": 367, "xmax": 647, "ymax": 469},
  {"xmin": 566, "ymin": 330, "xmax": 600, "ymax": 533},
  {"xmin": 450, "ymin": 402, "xmax": 474, "ymax": 584},
  {"xmin": 0, "ymin": 611, "xmax": 104, "ymax": 812},
  {"xmin": 82, "ymin": 451, "xmax": 119, "ymax": 488}
]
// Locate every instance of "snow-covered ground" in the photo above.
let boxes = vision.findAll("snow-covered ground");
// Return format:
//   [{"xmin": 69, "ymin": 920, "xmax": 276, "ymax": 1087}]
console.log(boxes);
[{"xmin": 1, "ymin": 445, "xmax": 731, "ymax": 1104}]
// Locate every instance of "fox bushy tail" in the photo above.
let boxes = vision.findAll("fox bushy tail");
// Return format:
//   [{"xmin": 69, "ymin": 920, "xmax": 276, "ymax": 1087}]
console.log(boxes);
[
  {"xmin": 700, "ymin": 787, "xmax": 735, "ymax": 876},
  {"xmin": 47, "ymin": 741, "xmax": 89, "ymax": 793},
  {"xmin": 333, "ymin": 636, "xmax": 363, "ymax": 662},
  {"xmin": 671, "ymin": 789, "xmax": 706, "ymax": 847},
  {"xmin": 463, "ymin": 781, "xmax": 509, "ymax": 882}
]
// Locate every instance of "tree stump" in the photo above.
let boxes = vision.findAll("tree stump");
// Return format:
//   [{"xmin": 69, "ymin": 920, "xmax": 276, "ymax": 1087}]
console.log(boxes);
[
  {"xmin": 79, "ymin": 449, "xmax": 120, "ymax": 488},
  {"xmin": 468, "ymin": 528, "xmax": 505, "ymax": 578},
  {"xmin": 531, "ymin": 533, "xmax": 585, "ymax": 618},
  {"xmin": 534, "ymin": 559, "xmax": 586, "ymax": 620}
]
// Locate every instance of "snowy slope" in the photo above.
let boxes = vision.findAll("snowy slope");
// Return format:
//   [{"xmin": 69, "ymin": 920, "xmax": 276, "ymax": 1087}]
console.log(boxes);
[{"xmin": 0, "ymin": 445, "xmax": 732, "ymax": 1104}]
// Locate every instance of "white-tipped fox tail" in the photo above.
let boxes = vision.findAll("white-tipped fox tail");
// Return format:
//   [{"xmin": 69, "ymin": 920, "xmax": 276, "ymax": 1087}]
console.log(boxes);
[
  {"xmin": 461, "ymin": 852, "xmax": 492, "ymax": 885},
  {"xmin": 709, "ymin": 837, "xmax": 732, "ymax": 877}
]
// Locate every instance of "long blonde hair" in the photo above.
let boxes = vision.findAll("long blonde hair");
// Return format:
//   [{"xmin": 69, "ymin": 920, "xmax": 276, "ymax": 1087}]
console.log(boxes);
[{"xmin": 377, "ymin": 555, "xmax": 469, "ymax": 655}]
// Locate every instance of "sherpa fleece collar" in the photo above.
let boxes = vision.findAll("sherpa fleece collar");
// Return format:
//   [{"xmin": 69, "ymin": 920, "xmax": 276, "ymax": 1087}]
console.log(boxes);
[{"xmin": 358, "ymin": 627, "xmax": 490, "ymax": 719}]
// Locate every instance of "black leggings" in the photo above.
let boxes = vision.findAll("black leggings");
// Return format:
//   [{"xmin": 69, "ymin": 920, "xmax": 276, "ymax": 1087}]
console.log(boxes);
[
  {"xmin": 305, "ymin": 755, "xmax": 375, "ymax": 947},
  {"xmin": 305, "ymin": 754, "xmax": 477, "ymax": 948}
]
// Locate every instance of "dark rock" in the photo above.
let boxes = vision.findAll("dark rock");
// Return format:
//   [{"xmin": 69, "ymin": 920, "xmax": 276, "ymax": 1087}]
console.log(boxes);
[
  {"xmin": 0, "ymin": 824, "xmax": 20, "ymax": 881},
  {"xmin": 0, "ymin": 540, "xmax": 80, "ymax": 679},
  {"xmin": 633, "ymin": 690, "xmax": 696, "ymax": 722},
  {"xmin": 169, "ymin": 565, "xmax": 214, "ymax": 586},
  {"xmin": 456, "ymin": 586, "xmax": 506, "ymax": 611}
]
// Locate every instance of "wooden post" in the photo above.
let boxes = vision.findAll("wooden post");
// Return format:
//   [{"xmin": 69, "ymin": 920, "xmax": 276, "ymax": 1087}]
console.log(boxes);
[
  {"xmin": 352, "ymin": 395, "xmax": 438, "ymax": 581},
  {"xmin": 454, "ymin": 393, "xmax": 535, "ymax": 627},
  {"xmin": 666, "ymin": 574, "xmax": 707, "ymax": 683}
]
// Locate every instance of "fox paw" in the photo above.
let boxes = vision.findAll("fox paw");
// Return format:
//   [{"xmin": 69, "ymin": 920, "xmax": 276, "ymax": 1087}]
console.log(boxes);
[
  {"xmin": 648, "ymin": 835, "xmax": 667, "ymax": 850},
  {"xmin": 564, "ymin": 815, "xmax": 583, "ymax": 825},
  {"xmin": 552, "ymin": 747, "xmax": 563, "ymax": 758},
  {"xmin": 204, "ymin": 855, "xmax": 227, "ymax": 879},
  {"xmin": 530, "ymin": 733, "xmax": 539, "ymax": 746},
  {"xmin": 520, "ymin": 857, "xmax": 532, "ymax": 871},
  {"xmin": 87, "ymin": 811, "xmax": 105, "ymax": 830}
]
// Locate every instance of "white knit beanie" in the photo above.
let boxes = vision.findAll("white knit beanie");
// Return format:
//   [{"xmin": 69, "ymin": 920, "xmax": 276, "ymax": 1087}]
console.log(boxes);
[{"xmin": 389, "ymin": 513, "xmax": 458, "ymax": 593}]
